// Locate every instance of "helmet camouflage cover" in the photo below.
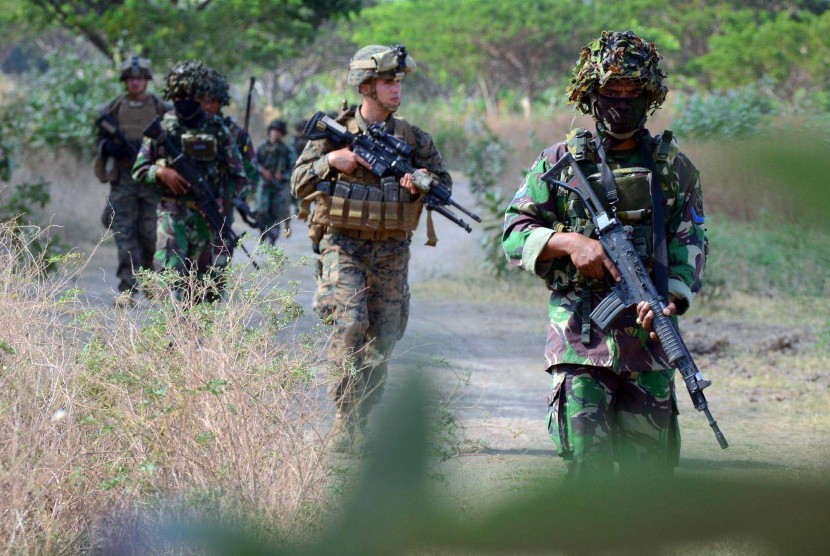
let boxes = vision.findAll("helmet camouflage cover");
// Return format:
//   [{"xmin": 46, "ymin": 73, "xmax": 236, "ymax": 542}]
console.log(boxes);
[
  {"xmin": 120, "ymin": 55, "xmax": 152, "ymax": 81},
  {"xmin": 347, "ymin": 44, "xmax": 416, "ymax": 86},
  {"xmin": 567, "ymin": 30, "xmax": 668, "ymax": 115},
  {"xmin": 204, "ymin": 68, "xmax": 231, "ymax": 106},
  {"xmin": 162, "ymin": 60, "xmax": 213, "ymax": 101}
]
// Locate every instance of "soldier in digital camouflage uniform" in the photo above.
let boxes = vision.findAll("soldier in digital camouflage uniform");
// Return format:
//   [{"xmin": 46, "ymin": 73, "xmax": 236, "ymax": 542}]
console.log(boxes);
[
  {"xmin": 291, "ymin": 44, "xmax": 451, "ymax": 453},
  {"xmin": 132, "ymin": 60, "xmax": 249, "ymax": 300},
  {"xmin": 95, "ymin": 56, "xmax": 167, "ymax": 303},
  {"xmin": 502, "ymin": 31, "xmax": 707, "ymax": 475},
  {"xmin": 256, "ymin": 119, "xmax": 295, "ymax": 243},
  {"xmin": 201, "ymin": 68, "xmax": 262, "ymax": 249}
]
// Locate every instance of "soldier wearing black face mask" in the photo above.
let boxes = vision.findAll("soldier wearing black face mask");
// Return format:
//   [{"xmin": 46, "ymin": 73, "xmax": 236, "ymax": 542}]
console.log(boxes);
[{"xmin": 502, "ymin": 31, "xmax": 708, "ymax": 476}]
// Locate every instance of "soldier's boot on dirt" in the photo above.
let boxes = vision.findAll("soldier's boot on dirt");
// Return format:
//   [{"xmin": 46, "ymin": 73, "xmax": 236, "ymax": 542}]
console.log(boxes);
[{"xmin": 329, "ymin": 407, "xmax": 365, "ymax": 455}]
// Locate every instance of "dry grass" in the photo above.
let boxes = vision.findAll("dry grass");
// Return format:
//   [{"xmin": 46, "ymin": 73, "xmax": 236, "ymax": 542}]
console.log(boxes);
[{"xmin": 0, "ymin": 225, "xmax": 332, "ymax": 553}]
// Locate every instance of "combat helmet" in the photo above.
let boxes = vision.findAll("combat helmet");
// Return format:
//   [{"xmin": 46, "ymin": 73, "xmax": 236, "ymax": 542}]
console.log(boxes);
[
  {"xmin": 162, "ymin": 60, "xmax": 213, "ymax": 101},
  {"xmin": 267, "ymin": 119, "xmax": 287, "ymax": 134},
  {"xmin": 204, "ymin": 68, "xmax": 231, "ymax": 106},
  {"xmin": 119, "ymin": 55, "xmax": 152, "ymax": 81},
  {"xmin": 567, "ymin": 30, "xmax": 667, "ymax": 115},
  {"xmin": 347, "ymin": 44, "xmax": 416, "ymax": 87}
]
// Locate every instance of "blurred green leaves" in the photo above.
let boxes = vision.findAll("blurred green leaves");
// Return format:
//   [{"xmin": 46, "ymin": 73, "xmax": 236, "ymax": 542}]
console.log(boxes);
[{"xmin": 115, "ymin": 374, "xmax": 830, "ymax": 555}]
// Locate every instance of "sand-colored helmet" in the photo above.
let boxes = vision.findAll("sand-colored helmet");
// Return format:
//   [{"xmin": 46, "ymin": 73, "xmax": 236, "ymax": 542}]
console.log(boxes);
[
  {"xmin": 347, "ymin": 44, "xmax": 416, "ymax": 86},
  {"xmin": 162, "ymin": 60, "xmax": 213, "ymax": 101},
  {"xmin": 567, "ymin": 30, "xmax": 667, "ymax": 115},
  {"xmin": 119, "ymin": 55, "xmax": 152, "ymax": 81}
]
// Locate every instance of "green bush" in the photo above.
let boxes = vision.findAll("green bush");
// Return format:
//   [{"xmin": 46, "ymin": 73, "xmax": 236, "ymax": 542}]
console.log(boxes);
[
  {"xmin": 1, "ymin": 47, "xmax": 121, "ymax": 156},
  {"xmin": 672, "ymin": 82, "xmax": 779, "ymax": 140}
]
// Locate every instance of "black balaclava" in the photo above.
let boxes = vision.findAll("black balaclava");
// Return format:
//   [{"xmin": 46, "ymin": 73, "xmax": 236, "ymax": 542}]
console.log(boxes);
[
  {"xmin": 173, "ymin": 98, "xmax": 205, "ymax": 128},
  {"xmin": 594, "ymin": 94, "xmax": 649, "ymax": 140}
]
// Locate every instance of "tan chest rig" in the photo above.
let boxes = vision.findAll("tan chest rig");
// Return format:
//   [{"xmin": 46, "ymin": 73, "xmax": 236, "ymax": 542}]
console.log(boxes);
[
  {"xmin": 116, "ymin": 96, "xmax": 164, "ymax": 142},
  {"xmin": 304, "ymin": 114, "xmax": 423, "ymax": 242}
]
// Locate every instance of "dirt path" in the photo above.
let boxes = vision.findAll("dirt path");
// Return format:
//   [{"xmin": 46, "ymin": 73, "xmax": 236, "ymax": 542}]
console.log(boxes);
[{"xmin": 70, "ymin": 176, "xmax": 830, "ymax": 505}]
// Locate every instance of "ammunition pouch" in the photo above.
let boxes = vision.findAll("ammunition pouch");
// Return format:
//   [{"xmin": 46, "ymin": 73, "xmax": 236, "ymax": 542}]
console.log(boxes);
[
  {"xmin": 300, "ymin": 180, "xmax": 422, "ymax": 242},
  {"xmin": 587, "ymin": 166, "xmax": 655, "ymax": 266},
  {"xmin": 181, "ymin": 133, "xmax": 218, "ymax": 161}
]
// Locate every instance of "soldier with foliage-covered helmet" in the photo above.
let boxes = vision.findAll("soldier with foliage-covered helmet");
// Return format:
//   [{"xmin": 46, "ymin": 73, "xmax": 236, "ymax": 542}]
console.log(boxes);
[
  {"xmin": 291, "ymin": 44, "xmax": 451, "ymax": 454},
  {"xmin": 502, "ymin": 31, "xmax": 708, "ymax": 476},
  {"xmin": 201, "ymin": 67, "xmax": 262, "ymax": 246},
  {"xmin": 94, "ymin": 54, "xmax": 167, "ymax": 306},
  {"xmin": 132, "ymin": 60, "xmax": 250, "ymax": 302}
]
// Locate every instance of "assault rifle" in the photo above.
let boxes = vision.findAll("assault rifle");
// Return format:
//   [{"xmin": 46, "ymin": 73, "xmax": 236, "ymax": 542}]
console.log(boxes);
[
  {"xmin": 303, "ymin": 111, "xmax": 481, "ymax": 232},
  {"xmin": 96, "ymin": 113, "xmax": 141, "ymax": 158},
  {"xmin": 143, "ymin": 116, "xmax": 259, "ymax": 270},
  {"xmin": 540, "ymin": 152, "xmax": 728, "ymax": 449}
]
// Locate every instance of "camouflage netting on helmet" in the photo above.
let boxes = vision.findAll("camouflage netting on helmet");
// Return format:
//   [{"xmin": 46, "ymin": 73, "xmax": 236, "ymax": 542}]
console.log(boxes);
[
  {"xmin": 204, "ymin": 68, "xmax": 231, "ymax": 106},
  {"xmin": 567, "ymin": 30, "xmax": 667, "ymax": 115},
  {"xmin": 347, "ymin": 44, "xmax": 416, "ymax": 86},
  {"xmin": 162, "ymin": 60, "xmax": 213, "ymax": 101}
]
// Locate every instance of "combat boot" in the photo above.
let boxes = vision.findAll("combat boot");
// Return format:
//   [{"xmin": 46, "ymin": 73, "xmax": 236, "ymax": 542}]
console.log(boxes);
[{"xmin": 328, "ymin": 411, "xmax": 365, "ymax": 455}]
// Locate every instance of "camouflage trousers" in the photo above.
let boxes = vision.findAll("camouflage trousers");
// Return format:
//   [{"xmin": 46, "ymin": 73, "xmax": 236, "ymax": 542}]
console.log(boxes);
[
  {"xmin": 313, "ymin": 233, "xmax": 411, "ymax": 421},
  {"xmin": 256, "ymin": 181, "xmax": 292, "ymax": 236},
  {"xmin": 546, "ymin": 365, "xmax": 680, "ymax": 475},
  {"xmin": 104, "ymin": 173, "xmax": 159, "ymax": 292},
  {"xmin": 154, "ymin": 201, "xmax": 230, "ymax": 299}
]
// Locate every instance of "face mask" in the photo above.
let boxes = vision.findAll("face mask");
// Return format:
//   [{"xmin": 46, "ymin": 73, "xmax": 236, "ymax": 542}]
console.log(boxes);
[
  {"xmin": 595, "ymin": 95, "xmax": 649, "ymax": 136},
  {"xmin": 173, "ymin": 99, "xmax": 202, "ymax": 120}
]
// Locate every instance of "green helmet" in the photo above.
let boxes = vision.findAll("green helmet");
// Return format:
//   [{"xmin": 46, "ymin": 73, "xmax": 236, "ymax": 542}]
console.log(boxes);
[
  {"xmin": 347, "ymin": 44, "xmax": 416, "ymax": 87},
  {"xmin": 162, "ymin": 60, "xmax": 213, "ymax": 101},
  {"xmin": 204, "ymin": 68, "xmax": 231, "ymax": 106},
  {"xmin": 119, "ymin": 55, "xmax": 152, "ymax": 81},
  {"xmin": 267, "ymin": 119, "xmax": 287, "ymax": 133},
  {"xmin": 567, "ymin": 31, "xmax": 667, "ymax": 115}
]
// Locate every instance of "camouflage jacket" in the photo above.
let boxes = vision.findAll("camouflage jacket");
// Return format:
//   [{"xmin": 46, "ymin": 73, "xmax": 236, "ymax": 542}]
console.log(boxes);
[
  {"xmin": 291, "ymin": 106, "xmax": 451, "ymax": 201},
  {"xmin": 502, "ymin": 128, "xmax": 707, "ymax": 373},
  {"xmin": 223, "ymin": 114, "xmax": 261, "ymax": 193},
  {"xmin": 257, "ymin": 140, "xmax": 296, "ymax": 186},
  {"xmin": 132, "ymin": 112, "xmax": 249, "ymax": 203}
]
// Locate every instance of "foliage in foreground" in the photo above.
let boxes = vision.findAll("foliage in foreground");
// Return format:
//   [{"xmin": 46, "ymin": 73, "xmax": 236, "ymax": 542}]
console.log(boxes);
[
  {"xmin": 0, "ymin": 230, "xmax": 331, "ymax": 552},
  {"xmin": 94, "ymin": 375, "xmax": 830, "ymax": 555}
]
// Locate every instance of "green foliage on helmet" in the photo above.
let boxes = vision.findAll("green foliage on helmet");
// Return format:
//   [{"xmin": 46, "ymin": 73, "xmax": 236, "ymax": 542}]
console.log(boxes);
[
  {"xmin": 204, "ymin": 68, "xmax": 231, "ymax": 106},
  {"xmin": 119, "ymin": 55, "xmax": 152, "ymax": 81},
  {"xmin": 162, "ymin": 60, "xmax": 213, "ymax": 101},
  {"xmin": 347, "ymin": 44, "xmax": 416, "ymax": 86},
  {"xmin": 567, "ymin": 31, "xmax": 668, "ymax": 115}
]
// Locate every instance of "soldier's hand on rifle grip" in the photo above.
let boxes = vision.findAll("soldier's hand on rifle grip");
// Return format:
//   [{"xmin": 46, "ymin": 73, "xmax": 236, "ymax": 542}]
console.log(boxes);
[
  {"xmin": 326, "ymin": 148, "xmax": 372, "ymax": 174},
  {"xmin": 564, "ymin": 234, "xmax": 621, "ymax": 282},
  {"xmin": 156, "ymin": 166, "xmax": 189, "ymax": 195},
  {"xmin": 637, "ymin": 299, "xmax": 677, "ymax": 340},
  {"xmin": 399, "ymin": 170, "xmax": 423, "ymax": 195}
]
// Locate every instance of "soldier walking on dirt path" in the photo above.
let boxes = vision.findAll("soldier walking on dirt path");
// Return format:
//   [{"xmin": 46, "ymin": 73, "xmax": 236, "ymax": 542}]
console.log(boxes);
[
  {"xmin": 291, "ymin": 44, "xmax": 452, "ymax": 453},
  {"xmin": 132, "ymin": 60, "xmax": 249, "ymax": 303},
  {"xmin": 502, "ymin": 31, "xmax": 708, "ymax": 476},
  {"xmin": 256, "ymin": 120, "xmax": 295, "ymax": 244},
  {"xmin": 94, "ymin": 56, "xmax": 166, "ymax": 305},
  {"xmin": 202, "ymin": 68, "xmax": 262, "ymax": 253}
]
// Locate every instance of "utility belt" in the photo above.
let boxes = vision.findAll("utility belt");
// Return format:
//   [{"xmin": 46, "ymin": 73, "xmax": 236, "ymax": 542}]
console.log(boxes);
[{"xmin": 302, "ymin": 177, "xmax": 423, "ymax": 241}]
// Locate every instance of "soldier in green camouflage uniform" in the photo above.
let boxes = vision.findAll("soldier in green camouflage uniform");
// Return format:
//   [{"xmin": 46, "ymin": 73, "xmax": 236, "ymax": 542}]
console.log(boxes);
[
  {"xmin": 95, "ymin": 56, "xmax": 167, "ymax": 302},
  {"xmin": 502, "ymin": 31, "xmax": 707, "ymax": 475},
  {"xmin": 132, "ymin": 60, "xmax": 249, "ymax": 300},
  {"xmin": 256, "ymin": 120, "xmax": 295, "ymax": 243},
  {"xmin": 291, "ymin": 45, "xmax": 451, "ymax": 452},
  {"xmin": 201, "ymin": 68, "xmax": 262, "ymax": 250}
]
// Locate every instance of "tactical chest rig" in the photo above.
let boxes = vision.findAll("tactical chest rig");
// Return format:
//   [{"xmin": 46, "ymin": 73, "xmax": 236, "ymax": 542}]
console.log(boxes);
[
  {"xmin": 304, "ymin": 111, "xmax": 423, "ymax": 242},
  {"xmin": 546, "ymin": 128, "xmax": 678, "ymax": 344}
]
